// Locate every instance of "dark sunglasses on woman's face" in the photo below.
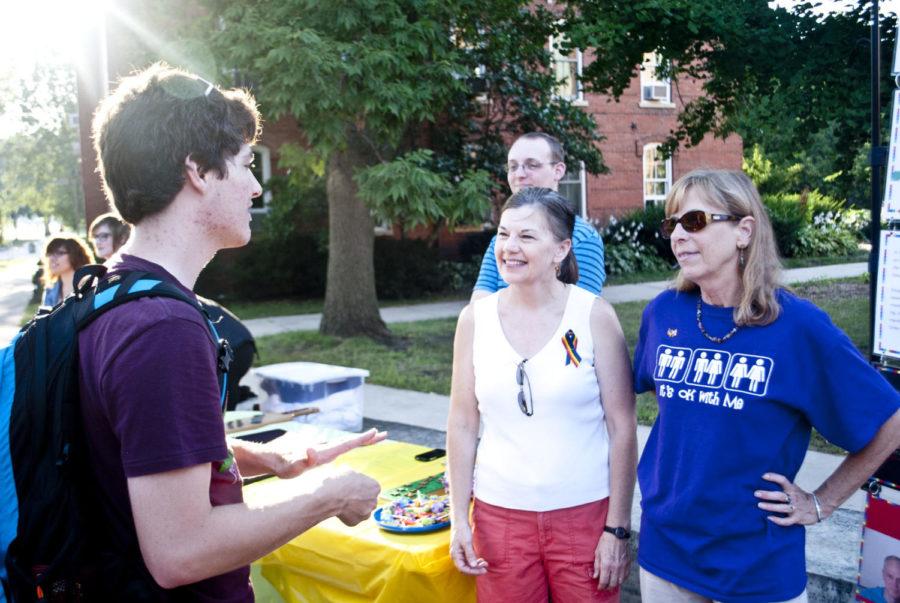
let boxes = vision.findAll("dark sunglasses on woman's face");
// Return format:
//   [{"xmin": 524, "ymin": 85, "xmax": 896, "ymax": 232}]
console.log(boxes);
[{"xmin": 659, "ymin": 210, "xmax": 742, "ymax": 239}]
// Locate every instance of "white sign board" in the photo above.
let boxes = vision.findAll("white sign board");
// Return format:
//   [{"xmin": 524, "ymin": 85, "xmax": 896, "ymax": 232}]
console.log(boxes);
[
  {"xmin": 893, "ymin": 24, "xmax": 900, "ymax": 75},
  {"xmin": 875, "ymin": 231, "xmax": 900, "ymax": 360},
  {"xmin": 884, "ymin": 90, "xmax": 900, "ymax": 220}
]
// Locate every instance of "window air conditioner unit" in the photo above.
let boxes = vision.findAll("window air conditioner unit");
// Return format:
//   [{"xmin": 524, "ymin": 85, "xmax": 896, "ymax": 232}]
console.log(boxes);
[{"xmin": 643, "ymin": 85, "xmax": 669, "ymax": 101}]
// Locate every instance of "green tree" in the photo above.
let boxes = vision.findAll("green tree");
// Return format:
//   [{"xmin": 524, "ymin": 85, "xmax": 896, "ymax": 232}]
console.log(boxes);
[
  {"xmin": 563, "ymin": 1, "xmax": 893, "ymax": 201},
  {"xmin": 210, "ymin": 0, "xmax": 604, "ymax": 338},
  {"xmin": 0, "ymin": 62, "xmax": 83, "ymax": 236}
]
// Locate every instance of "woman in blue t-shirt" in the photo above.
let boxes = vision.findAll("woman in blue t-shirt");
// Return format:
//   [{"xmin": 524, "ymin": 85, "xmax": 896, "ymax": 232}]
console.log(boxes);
[{"xmin": 633, "ymin": 169, "xmax": 900, "ymax": 603}]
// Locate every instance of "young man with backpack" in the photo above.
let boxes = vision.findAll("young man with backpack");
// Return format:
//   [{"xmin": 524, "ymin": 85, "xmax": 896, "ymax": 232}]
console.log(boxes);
[{"xmin": 72, "ymin": 63, "xmax": 383, "ymax": 599}]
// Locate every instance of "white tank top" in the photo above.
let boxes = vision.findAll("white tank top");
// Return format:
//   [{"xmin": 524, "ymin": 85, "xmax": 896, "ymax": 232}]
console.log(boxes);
[{"xmin": 472, "ymin": 285, "xmax": 610, "ymax": 511}]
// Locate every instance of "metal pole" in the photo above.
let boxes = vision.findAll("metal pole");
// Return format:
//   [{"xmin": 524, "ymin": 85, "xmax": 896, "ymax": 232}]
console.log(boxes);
[{"xmin": 870, "ymin": 0, "xmax": 882, "ymax": 362}]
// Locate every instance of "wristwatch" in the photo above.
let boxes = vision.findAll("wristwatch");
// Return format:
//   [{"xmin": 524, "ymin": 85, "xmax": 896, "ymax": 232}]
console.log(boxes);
[{"xmin": 603, "ymin": 526, "xmax": 631, "ymax": 540}]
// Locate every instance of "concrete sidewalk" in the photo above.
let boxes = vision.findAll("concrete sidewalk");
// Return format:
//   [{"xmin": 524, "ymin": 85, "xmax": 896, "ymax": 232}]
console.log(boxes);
[
  {"xmin": 0, "ymin": 255, "xmax": 38, "ymax": 345},
  {"xmin": 243, "ymin": 262, "xmax": 869, "ymax": 337}
]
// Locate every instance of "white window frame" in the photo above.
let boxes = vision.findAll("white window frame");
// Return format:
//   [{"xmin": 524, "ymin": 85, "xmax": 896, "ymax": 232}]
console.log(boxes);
[
  {"xmin": 559, "ymin": 161, "xmax": 587, "ymax": 218},
  {"xmin": 643, "ymin": 144, "xmax": 671, "ymax": 207},
  {"xmin": 250, "ymin": 145, "xmax": 272, "ymax": 213},
  {"xmin": 549, "ymin": 35, "xmax": 584, "ymax": 104},
  {"xmin": 640, "ymin": 52, "xmax": 673, "ymax": 108}
]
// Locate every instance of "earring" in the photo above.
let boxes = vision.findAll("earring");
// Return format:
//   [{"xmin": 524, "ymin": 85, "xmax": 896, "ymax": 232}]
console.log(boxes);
[
  {"xmin": 738, "ymin": 246, "xmax": 746, "ymax": 269},
  {"xmin": 555, "ymin": 263, "xmax": 561, "ymax": 277}
]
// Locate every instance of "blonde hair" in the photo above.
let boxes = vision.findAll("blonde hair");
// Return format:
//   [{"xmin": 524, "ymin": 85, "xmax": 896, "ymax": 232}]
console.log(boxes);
[{"xmin": 665, "ymin": 170, "xmax": 782, "ymax": 326}]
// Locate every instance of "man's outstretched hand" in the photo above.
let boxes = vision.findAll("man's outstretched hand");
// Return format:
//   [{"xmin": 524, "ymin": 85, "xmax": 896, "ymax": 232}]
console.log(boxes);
[
  {"xmin": 229, "ymin": 428, "xmax": 388, "ymax": 479},
  {"xmin": 272, "ymin": 428, "xmax": 388, "ymax": 479}
]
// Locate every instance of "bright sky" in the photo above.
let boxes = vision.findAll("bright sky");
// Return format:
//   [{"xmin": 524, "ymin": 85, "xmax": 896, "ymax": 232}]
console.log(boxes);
[
  {"xmin": 0, "ymin": 0, "xmax": 107, "ymax": 138},
  {"xmin": 769, "ymin": 0, "xmax": 899, "ymax": 15}
]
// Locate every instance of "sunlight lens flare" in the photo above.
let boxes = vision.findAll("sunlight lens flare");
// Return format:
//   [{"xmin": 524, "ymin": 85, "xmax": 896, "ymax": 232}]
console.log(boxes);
[{"xmin": 0, "ymin": 0, "xmax": 110, "ymax": 71}]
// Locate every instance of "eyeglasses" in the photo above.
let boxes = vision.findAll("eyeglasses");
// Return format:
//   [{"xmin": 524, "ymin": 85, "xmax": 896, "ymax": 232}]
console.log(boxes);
[
  {"xmin": 506, "ymin": 160, "xmax": 556, "ymax": 174},
  {"xmin": 196, "ymin": 76, "xmax": 216, "ymax": 97},
  {"xmin": 47, "ymin": 249, "xmax": 69, "ymax": 258},
  {"xmin": 92, "ymin": 233, "xmax": 112, "ymax": 243},
  {"xmin": 516, "ymin": 360, "xmax": 534, "ymax": 417},
  {"xmin": 659, "ymin": 210, "xmax": 742, "ymax": 239}
]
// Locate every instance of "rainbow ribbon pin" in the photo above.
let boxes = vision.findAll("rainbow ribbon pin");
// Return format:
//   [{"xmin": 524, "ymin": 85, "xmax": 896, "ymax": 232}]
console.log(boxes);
[{"xmin": 562, "ymin": 329, "xmax": 581, "ymax": 367}]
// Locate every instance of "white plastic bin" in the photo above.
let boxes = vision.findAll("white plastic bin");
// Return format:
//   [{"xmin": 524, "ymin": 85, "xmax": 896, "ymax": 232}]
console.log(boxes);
[{"xmin": 253, "ymin": 362, "xmax": 369, "ymax": 432}]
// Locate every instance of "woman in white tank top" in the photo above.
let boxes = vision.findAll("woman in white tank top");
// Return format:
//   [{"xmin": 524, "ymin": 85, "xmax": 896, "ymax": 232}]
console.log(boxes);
[{"xmin": 447, "ymin": 188, "xmax": 638, "ymax": 602}]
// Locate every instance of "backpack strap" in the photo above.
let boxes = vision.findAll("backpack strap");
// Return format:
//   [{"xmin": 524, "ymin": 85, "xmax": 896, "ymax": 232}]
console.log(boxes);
[{"xmin": 71, "ymin": 266, "xmax": 233, "ymax": 409}]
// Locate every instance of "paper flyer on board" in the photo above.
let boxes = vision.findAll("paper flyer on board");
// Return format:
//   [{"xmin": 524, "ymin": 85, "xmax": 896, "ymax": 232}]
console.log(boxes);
[
  {"xmin": 884, "ymin": 90, "xmax": 900, "ymax": 220},
  {"xmin": 875, "ymin": 231, "xmax": 900, "ymax": 360}
]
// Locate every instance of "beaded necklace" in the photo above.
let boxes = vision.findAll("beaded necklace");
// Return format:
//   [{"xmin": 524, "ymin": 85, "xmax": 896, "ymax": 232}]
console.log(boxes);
[{"xmin": 695, "ymin": 298, "xmax": 739, "ymax": 344}]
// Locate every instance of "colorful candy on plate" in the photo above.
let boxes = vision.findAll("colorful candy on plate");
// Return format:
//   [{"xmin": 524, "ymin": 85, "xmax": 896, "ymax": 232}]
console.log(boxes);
[{"xmin": 374, "ymin": 493, "xmax": 451, "ymax": 532}]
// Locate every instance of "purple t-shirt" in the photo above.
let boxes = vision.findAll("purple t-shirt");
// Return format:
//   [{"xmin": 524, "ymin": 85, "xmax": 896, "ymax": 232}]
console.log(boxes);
[{"xmin": 78, "ymin": 255, "xmax": 252, "ymax": 602}]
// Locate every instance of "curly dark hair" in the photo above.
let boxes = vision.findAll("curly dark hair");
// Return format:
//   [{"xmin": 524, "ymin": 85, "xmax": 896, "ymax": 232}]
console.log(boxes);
[
  {"xmin": 92, "ymin": 62, "xmax": 261, "ymax": 224},
  {"xmin": 42, "ymin": 234, "xmax": 94, "ymax": 287}
]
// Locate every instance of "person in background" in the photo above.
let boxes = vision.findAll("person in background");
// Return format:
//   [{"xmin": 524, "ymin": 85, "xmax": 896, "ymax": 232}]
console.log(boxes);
[
  {"xmin": 41, "ymin": 233, "xmax": 93, "ymax": 307},
  {"xmin": 633, "ymin": 169, "xmax": 900, "ymax": 602},
  {"xmin": 89, "ymin": 212, "xmax": 131, "ymax": 260},
  {"xmin": 449, "ymin": 187, "xmax": 636, "ymax": 602},
  {"xmin": 860, "ymin": 556, "xmax": 900, "ymax": 603},
  {"xmin": 471, "ymin": 132, "xmax": 606, "ymax": 301},
  {"xmin": 81, "ymin": 62, "xmax": 383, "ymax": 600}
]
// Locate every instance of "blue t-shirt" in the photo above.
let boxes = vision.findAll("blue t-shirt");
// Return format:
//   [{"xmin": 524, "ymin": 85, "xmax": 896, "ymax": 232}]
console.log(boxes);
[
  {"xmin": 42, "ymin": 281, "xmax": 62, "ymax": 307},
  {"xmin": 633, "ymin": 288, "xmax": 900, "ymax": 603},
  {"xmin": 473, "ymin": 214, "xmax": 606, "ymax": 295}
]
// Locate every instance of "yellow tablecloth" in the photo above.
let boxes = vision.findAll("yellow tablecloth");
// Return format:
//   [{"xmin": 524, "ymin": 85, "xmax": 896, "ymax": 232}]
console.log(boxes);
[{"xmin": 245, "ymin": 440, "xmax": 475, "ymax": 603}]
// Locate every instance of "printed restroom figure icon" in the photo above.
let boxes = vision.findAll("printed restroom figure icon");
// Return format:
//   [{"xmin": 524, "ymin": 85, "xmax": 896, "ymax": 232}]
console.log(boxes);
[
  {"xmin": 685, "ymin": 349, "xmax": 731, "ymax": 388},
  {"xmin": 657, "ymin": 348, "xmax": 673, "ymax": 378},
  {"xmin": 706, "ymin": 353, "xmax": 724, "ymax": 385},
  {"xmin": 723, "ymin": 353, "xmax": 775, "ymax": 397},
  {"xmin": 654, "ymin": 345, "xmax": 693, "ymax": 383},
  {"xmin": 747, "ymin": 359, "xmax": 767, "ymax": 393},
  {"xmin": 692, "ymin": 352, "xmax": 709, "ymax": 382},
  {"xmin": 729, "ymin": 357, "xmax": 749, "ymax": 388},
  {"xmin": 668, "ymin": 350, "xmax": 687, "ymax": 379}
]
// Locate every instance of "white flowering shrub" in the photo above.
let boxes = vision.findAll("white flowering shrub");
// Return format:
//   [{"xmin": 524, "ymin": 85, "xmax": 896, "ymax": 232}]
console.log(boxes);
[
  {"xmin": 598, "ymin": 207, "xmax": 672, "ymax": 276},
  {"xmin": 763, "ymin": 191, "xmax": 868, "ymax": 258}
]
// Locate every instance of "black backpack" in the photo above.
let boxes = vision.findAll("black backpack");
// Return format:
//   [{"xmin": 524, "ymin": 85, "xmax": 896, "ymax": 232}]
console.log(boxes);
[
  {"xmin": 0, "ymin": 265, "xmax": 233, "ymax": 602},
  {"xmin": 196, "ymin": 297, "xmax": 257, "ymax": 411}
]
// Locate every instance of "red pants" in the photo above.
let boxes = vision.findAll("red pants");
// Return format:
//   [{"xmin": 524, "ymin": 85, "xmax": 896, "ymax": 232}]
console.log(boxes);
[{"xmin": 472, "ymin": 498, "xmax": 619, "ymax": 603}]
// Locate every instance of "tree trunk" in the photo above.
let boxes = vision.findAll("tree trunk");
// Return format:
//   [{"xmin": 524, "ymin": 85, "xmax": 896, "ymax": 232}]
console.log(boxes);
[{"xmin": 320, "ymin": 141, "xmax": 390, "ymax": 340}]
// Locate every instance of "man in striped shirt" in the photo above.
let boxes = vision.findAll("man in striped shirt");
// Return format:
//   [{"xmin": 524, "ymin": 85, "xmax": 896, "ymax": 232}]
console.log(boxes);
[{"xmin": 471, "ymin": 132, "xmax": 606, "ymax": 301}]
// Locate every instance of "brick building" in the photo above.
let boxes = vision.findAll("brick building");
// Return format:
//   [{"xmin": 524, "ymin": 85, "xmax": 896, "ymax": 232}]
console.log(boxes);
[{"xmin": 552, "ymin": 50, "xmax": 743, "ymax": 222}]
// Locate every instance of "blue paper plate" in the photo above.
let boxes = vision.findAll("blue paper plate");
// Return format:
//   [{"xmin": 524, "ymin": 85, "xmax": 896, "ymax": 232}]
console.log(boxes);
[{"xmin": 373, "ymin": 507, "xmax": 451, "ymax": 533}]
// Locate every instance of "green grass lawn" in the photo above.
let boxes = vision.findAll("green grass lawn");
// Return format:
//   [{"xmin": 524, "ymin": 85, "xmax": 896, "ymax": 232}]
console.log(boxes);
[
  {"xmin": 258, "ymin": 318, "xmax": 457, "ymax": 395},
  {"xmin": 254, "ymin": 277, "xmax": 869, "ymax": 454},
  {"xmin": 232, "ymin": 252, "xmax": 867, "ymax": 318},
  {"xmin": 21, "ymin": 301, "xmax": 39, "ymax": 326},
  {"xmin": 780, "ymin": 250, "xmax": 868, "ymax": 269}
]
